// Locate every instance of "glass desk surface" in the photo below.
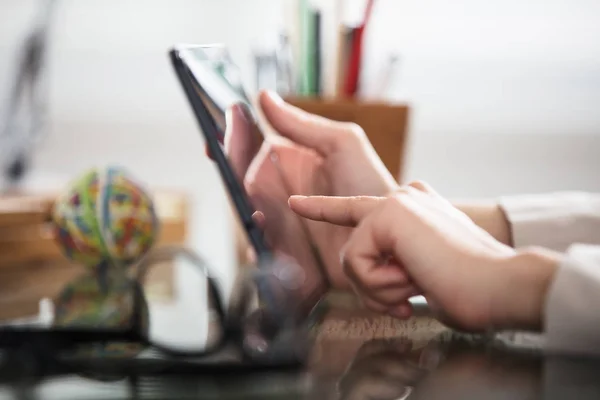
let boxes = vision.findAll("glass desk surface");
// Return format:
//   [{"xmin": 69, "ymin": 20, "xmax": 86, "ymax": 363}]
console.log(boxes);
[{"xmin": 1, "ymin": 305, "xmax": 599, "ymax": 400}]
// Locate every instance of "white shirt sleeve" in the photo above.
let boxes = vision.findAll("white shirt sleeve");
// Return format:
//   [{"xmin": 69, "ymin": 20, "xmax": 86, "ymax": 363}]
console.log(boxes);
[
  {"xmin": 500, "ymin": 192, "xmax": 600, "ymax": 355},
  {"xmin": 500, "ymin": 191, "xmax": 600, "ymax": 252},
  {"xmin": 544, "ymin": 245, "xmax": 600, "ymax": 355}
]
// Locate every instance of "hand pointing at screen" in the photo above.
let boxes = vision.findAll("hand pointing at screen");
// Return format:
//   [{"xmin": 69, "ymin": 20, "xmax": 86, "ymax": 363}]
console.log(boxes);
[
  {"xmin": 218, "ymin": 91, "xmax": 401, "ymax": 292},
  {"xmin": 288, "ymin": 181, "xmax": 560, "ymax": 332}
]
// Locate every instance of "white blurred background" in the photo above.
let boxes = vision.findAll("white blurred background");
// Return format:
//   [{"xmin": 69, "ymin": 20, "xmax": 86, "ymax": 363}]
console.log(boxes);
[{"xmin": 1, "ymin": 0, "xmax": 599, "ymax": 333}]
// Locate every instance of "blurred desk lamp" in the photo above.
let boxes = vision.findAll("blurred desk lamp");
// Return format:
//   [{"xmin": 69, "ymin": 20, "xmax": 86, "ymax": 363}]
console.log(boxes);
[{"xmin": 0, "ymin": 0, "xmax": 58, "ymax": 190}]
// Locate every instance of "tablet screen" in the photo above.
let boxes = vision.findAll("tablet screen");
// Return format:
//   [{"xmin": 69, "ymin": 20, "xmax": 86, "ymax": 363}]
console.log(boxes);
[{"xmin": 178, "ymin": 45, "xmax": 252, "ymax": 140}]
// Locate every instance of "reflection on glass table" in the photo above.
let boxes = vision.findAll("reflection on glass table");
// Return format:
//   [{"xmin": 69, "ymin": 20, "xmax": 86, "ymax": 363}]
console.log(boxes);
[{"xmin": 335, "ymin": 332, "xmax": 548, "ymax": 400}]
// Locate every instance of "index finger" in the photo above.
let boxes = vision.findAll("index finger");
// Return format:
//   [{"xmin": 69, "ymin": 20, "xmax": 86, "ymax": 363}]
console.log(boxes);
[{"xmin": 288, "ymin": 195, "xmax": 384, "ymax": 226}]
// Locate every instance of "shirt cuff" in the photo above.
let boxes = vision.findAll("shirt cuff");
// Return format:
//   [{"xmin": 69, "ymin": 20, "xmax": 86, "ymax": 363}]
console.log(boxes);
[
  {"xmin": 544, "ymin": 244, "xmax": 600, "ymax": 355},
  {"xmin": 500, "ymin": 192, "xmax": 600, "ymax": 252}
]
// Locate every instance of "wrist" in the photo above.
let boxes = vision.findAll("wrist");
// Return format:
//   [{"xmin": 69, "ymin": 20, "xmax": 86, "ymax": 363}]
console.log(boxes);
[
  {"xmin": 455, "ymin": 202, "xmax": 513, "ymax": 246},
  {"xmin": 493, "ymin": 247, "xmax": 561, "ymax": 331}
]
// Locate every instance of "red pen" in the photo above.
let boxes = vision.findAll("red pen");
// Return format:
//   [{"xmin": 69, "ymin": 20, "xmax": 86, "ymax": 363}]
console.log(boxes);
[{"xmin": 344, "ymin": 0, "xmax": 376, "ymax": 98}]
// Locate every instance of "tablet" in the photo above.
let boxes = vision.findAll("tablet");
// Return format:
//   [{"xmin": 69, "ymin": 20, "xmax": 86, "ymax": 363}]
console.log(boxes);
[
  {"xmin": 169, "ymin": 44, "xmax": 329, "ymax": 333},
  {"xmin": 169, "ymin": 44, "xmax": 269, "ymax": 259}
]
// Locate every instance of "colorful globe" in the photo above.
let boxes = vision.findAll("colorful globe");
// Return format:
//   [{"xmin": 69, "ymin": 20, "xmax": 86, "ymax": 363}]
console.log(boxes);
[{"xmin": 51, "ymin": 167, "xmax": 159, "ymax": 269}]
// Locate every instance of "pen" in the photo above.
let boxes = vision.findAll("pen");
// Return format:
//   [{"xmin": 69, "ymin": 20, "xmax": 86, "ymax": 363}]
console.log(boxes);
[
  {"xmin": 344, "ymin": 0, "xmax": 376, "ymax": 98},
  {"xmin": 369, "ymin": 54, "xmax": 400, "ymax": 100}
]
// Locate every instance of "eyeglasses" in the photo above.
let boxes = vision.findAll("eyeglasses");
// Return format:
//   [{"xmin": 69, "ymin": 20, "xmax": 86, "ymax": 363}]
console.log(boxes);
[{"xmin": 0, "ymin": 245, "xmax": 327, "ymax": 383}]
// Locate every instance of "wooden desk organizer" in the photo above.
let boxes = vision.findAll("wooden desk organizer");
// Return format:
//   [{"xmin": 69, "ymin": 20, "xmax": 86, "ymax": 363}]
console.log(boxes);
[{"xmin": 234, "ymin": 97, "xmax": 410, "ymax": 266}]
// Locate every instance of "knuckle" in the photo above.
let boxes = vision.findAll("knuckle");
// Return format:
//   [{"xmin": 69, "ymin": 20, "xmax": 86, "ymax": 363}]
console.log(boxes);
[
  {"xmin": 393, "ymin": 186, "xmax": 416, "ymax": 202},
  {"xmin": 342, "ymin": 247, "xmax": 356, "ymax": 268},
  {"xmin": 346, "ymin": 122, "xmax": 366, "ymax": 137},
  {"xmin": 342, "ymin": 260, "xmax": 351, "ymax": 276},
  {"xmin": 343, "ymin": 260, "xmax": 361, "ymax": 287},
  {"xmin": 385, "ymin": 195, "xmax": 405, "ymax": 210},
  {"xmin": 340, "ymin": 248, "xmax": 355, "ymax": 275},
  {"xmin": 337, "ymin": 122, "xmax": 366, "ymax": 141},
  {"xmin": 328, "ymin": 122, "xmax": 366, "ymax": 153},
  {"xmin": 380, "ymin": 193, "xmax": 413, "ymax": 219},
  {"xmin": 407, "ymin": 180, "xmax": 429, "ymax": 192},
  {"xmin": 342, "ymin": 249, "xmax": 367, "ymax": 282}
]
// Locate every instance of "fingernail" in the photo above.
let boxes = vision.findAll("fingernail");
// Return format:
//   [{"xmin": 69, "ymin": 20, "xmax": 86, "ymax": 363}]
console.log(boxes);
[
  {"xmin": 235, "ymin": 102, "xmax": 256, "ymax": 124},
  {"xmin": 289, "ymin": 195, "xmax": 307, "ymax": 202},
  {"xmin": 391, "ymin": 310, "xmax": 407, "ymax": 320},
  {"xmin": 265, "ymin": 90, "xmax": 284, "ymax": 105},
  {"xmin": 288, "ymin": 195, "xmax": 304, "ymax": 208},
  {"xmin": 391, "ymin": 305, "xmax": 411, "ymax": 320},
  {"xmin": 225, "ymin": 106, "xmax": 234, "ymax": 128}
]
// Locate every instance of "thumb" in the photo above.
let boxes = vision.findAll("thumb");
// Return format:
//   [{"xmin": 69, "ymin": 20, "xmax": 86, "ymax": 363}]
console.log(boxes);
[
  {"xmin": 288, "ymin": 195, "xmax": 384, "ymax": 226},
  {"xmin": 259, "ymin": 90, "xmax": 352, "ymax": 156}
]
